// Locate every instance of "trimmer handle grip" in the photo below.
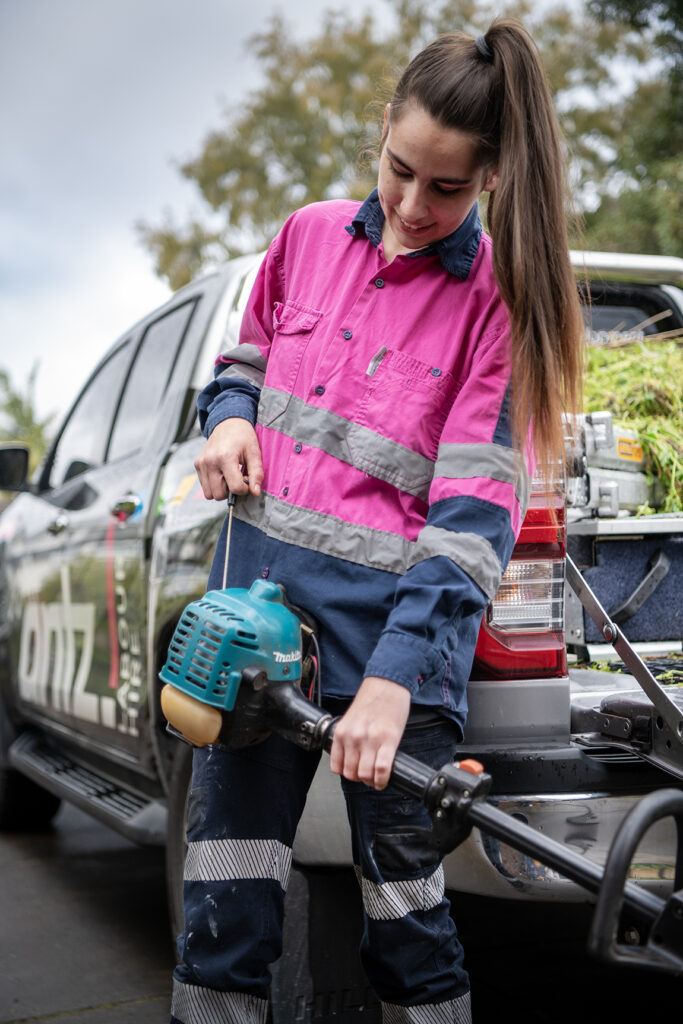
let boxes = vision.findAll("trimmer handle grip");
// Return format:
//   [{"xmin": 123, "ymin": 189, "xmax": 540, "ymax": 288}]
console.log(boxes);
[{"xmin": 272, "ymin": 691, "xmax": 491, "ymax": 852}]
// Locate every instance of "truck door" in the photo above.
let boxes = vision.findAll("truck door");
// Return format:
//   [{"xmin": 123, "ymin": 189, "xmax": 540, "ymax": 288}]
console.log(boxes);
[
  {"xmin": 11, "ymin": 299, "xmax": 198, "ymax": 763},
  {"xmin": 10, "ymin": 337, "xmax": 137, "ymax": 743}
]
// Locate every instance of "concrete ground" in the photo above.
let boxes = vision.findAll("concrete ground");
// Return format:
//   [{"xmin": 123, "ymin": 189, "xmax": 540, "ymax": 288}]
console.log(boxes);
[{"xmin": 1, "ymin": 802, "xmax": 172, "ymax": 1024}]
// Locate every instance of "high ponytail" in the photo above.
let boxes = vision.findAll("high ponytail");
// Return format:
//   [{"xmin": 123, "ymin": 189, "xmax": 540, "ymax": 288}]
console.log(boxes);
[{"xmin": 388, "ymin": 19, "xmax": 584, "ymax": 480}]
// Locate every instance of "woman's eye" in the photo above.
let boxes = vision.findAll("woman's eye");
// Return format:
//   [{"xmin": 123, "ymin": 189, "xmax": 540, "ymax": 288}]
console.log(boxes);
[
  {"xmin": 433, "ymin": 184, "xmax": 463, "ymax": 197},
  {"xmin": 390, "ymin": 164, "xmax": 411, "ymax": 179}
]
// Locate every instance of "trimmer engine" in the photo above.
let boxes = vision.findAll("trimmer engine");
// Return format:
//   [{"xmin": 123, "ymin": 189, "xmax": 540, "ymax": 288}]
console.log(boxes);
[{"xmin": 160, "ymin": 579, "xmax": 309, "ymax": 747}]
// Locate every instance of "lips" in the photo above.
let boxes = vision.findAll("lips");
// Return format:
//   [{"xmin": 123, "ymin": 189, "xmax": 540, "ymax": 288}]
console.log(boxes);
[{"xmin": 398, "ymin": 217, "xmax": 433, "ymax": 236}]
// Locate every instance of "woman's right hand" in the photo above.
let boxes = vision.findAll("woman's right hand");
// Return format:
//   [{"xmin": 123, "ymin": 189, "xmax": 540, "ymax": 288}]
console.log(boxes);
[{"xmin": 194, "ymin": 418, "xmax": 264, "ymax": 500}]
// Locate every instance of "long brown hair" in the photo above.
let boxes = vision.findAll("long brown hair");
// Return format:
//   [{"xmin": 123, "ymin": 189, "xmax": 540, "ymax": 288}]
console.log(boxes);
[{"xmin": 388, "ymin": 19, "xmax": 583, "ymax": 479}]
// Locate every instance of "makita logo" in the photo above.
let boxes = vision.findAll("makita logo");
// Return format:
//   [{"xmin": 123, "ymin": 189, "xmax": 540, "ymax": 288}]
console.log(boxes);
[{"xmin": 273, "ymin": 651, "xmax": 301, "ymax": 664}]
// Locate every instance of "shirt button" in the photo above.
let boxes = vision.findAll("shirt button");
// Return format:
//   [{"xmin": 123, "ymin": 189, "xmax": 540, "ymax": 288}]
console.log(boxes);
[
  {"xmin": 431, "ymin": 367, "xmax": 442, "ymax": 377},
  {"xmin": 314, "ymin": 385, "xmax": 325, "ymax": 395},
  {"xmin": 283, "ymin": 486, "xmax": 289, "ymax": 496},
  {"xmin": 374, "ymin": 278, "xmax": 385, "ymax": 288},
  {"xmin": 294, "ymin": 443, "xmax": 302, "ymax": 453},
  {"xmin": 342, "ymin": 330, "xmax": 353, "ymax": 340}
]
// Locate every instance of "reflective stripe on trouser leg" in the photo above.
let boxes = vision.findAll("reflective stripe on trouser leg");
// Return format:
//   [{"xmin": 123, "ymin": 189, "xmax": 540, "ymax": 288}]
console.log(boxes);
[
  {"xmin": 382, "ymin": 994, "xmax": 472, "ymax": 1023},
  {"xmin": 171, "ymin": 985, "xmax": 269, "ymax": 1024},
  {"xmin": 340, "ymin": 714, "xmax": 471, "ymax": 1017},
  {"xmin": 171, "ymin": 734, "xmax": 321, "ymax": 1023}
]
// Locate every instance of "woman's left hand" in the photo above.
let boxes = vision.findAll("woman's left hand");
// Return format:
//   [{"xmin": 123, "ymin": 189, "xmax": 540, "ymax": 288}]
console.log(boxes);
[{"xmin": 329, "ymin": 676, "xmax": 411, "ymax": 790}]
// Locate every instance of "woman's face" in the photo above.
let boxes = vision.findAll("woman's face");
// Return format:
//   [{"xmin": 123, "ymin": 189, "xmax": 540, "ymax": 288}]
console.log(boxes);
[{"xmin": 377, "ymin": 101, "xmax": 498, "ymax": 261}]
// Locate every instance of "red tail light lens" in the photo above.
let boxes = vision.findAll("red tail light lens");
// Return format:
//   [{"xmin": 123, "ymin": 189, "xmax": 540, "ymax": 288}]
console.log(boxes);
[{"xmin": 471, "ymin": 486, "xmax": 567, "ymax": 679}]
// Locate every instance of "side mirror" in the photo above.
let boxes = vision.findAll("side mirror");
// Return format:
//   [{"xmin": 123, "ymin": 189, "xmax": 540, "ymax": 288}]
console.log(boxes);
[{"xmin": 0, "ymin": 445, "xmax": 30, "ymax": 490}]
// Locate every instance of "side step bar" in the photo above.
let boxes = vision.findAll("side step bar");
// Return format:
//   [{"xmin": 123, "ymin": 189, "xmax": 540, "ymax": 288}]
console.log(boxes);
[{"xmin": 9, "ymin": 731, "xmax": 167, "ymax": 845}]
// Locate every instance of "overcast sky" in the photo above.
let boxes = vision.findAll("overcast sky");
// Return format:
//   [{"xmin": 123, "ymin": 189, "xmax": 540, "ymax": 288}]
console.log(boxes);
[{"xmin": 0, "ymin": 0, "xmax": 393, "ymax": 425}]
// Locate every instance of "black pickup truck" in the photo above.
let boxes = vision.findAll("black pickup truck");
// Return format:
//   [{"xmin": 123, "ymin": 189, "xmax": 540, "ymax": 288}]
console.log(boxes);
[{"xmin": 1, "ymin": 249, "xmax": 682, "ymax": 949}]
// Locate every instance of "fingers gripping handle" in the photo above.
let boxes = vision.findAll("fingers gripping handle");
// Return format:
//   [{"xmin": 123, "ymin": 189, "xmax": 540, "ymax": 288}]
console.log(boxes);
[{"xmin": 267, "ymin": 685, "xmax": 491, "ymax": 852}]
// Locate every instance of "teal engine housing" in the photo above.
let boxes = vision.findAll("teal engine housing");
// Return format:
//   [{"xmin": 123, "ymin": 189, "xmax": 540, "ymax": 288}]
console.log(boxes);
[{"xmin": 159, "ymin": 579, "xmax": 303, "ymax": 712}]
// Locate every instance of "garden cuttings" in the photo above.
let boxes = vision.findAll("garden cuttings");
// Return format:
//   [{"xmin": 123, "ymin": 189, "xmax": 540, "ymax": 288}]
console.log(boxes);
[{"xmin": 584, "ymin": 340, "xmax": 683, "ymax": 513}]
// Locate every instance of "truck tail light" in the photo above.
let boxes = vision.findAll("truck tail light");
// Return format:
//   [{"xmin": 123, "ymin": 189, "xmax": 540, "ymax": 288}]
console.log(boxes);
[
  {"xmin": 471, "ymin": 478, "xmax": 567, "ymax": 680},
  {"xmin": 488, "ymin": 558, "xmax": 565, "ymax": 632}
]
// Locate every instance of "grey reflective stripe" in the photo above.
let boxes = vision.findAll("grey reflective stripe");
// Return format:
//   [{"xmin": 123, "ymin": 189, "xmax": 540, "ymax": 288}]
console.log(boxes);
[
  {"xmin": 356, "ymin": 864, "xmax": 445, "ymax": 921},
  {"xmin": 171, "ymin": 980, "xmax": 268, "ymax": 1024},
  {"xmin": 382, "ymin": 992, "xmax": 472, "ymax": 1024},
  {"xmin": 236, "ymin": 493, "xmax": 503, "ymax": 590},
  {"xmin": 236, "ymin": 492, "xmax": 413, "ymax": 575},
  {"xmin": 257, "ymin": 387, "xmax": 434, "ymax": 498},
  {"xmin": 408, "ymin": 526, "xmax": 502, "ymax": 599},
  {"xmin": 216, "ymin": 343, "xmax": 267, "ymax": 387},
  {"xmin": 184, "ymin": 838, "xmax": 292, "ymax": 890},
  {"xmin": 435, "ymin": 442, "xmax": 530, "ymax": 513}
]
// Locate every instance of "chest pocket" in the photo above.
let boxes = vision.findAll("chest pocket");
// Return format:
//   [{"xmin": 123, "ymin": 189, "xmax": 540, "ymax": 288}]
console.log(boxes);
[
  {"xmin": 347, "ymin": 348, "xmax": 460, "ymax": 495},
  {"xmin": 259, "ymin": 300, "xmax": 323, "ymax": 428}
]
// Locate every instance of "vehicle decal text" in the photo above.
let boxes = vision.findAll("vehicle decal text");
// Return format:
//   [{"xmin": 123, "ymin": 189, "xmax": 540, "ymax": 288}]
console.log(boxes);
[
  {"xmin": 105, "ymin": 518, "xmax": 142, "ymax": 736},
  {"xmin": 18, "ymin": 565, "xmax": 98, "ymax": 722},
  {"xmin": 109, "ymin": 549, "xmax": 143, "ymax": 737}
]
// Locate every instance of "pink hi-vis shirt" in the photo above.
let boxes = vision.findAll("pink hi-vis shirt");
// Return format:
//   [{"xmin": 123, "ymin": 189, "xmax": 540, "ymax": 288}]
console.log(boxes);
[{"xmin": 199, "ymin": 193, "xmax": 531, "ymax": 732}]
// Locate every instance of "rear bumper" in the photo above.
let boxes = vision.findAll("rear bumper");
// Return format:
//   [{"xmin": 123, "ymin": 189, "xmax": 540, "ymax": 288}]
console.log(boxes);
[{"xmin": 442, "ymin": 789, "xmax": 676, "ymax": 901}]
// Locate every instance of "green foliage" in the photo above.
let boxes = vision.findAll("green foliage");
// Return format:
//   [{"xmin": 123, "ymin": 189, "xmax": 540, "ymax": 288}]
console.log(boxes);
[
  {"xmin": 138, "ymin": 7, "xmax": 391, "ymax": 288},
  {"xmin": 587, "ymin": 0, "xmax": 682, "ymax": 49},
  {"xmin": 138, "ymin": 0, "xmax": 669, "ymax": 289},
  {"xmin": 584, "ymin": 341, "xmax": 683, "ymax": 512},
  {"xmin": 579, "ymin": 75, "xmax": 683, "ymax": 254},
  {"xmin": 0, "ymin": 364, "xmax": 54, "ymax": 475},
  {"xmin": 580, "ymin": 0, "xmax": 682, "ymax": 253}
]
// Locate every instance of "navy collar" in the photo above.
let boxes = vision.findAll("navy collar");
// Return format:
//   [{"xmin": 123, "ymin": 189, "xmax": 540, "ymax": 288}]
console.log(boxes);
[{"xmin": 345, "ymin": 188, "xmax": 482, "ymax": 280}]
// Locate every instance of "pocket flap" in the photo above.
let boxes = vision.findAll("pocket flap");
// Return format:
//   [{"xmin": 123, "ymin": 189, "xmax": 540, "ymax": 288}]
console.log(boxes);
[{"xmin": 272, "ymin": 301, "xmax": 322, "ymax": 335}]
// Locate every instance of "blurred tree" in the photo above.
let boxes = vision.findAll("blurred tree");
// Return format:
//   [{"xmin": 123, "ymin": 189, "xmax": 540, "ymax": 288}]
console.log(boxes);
[
  {"xmin": 0, "ymin": 365, "xmax": 54, "ymax": 475},
  {"xmin": 587, "ymin": 0, "xmax": 681, "ymax": 48},
  {"xmin": 582, "ymin": 0, "xmax": 682, "ymax": 252},
  {"xmin": 138, "ymin": 0, "xmax": 671, "ymax": 289}
]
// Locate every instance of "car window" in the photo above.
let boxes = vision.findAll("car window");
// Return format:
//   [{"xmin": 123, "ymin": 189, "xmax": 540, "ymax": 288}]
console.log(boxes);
[
  {"xmin": 188, "ymin": 258, "xmax": 263, "ymax": 402},
  {"xmin": 220, "ymin": 263, "xmax": 260, "ymax": 351},
  {"xmin": 107, "ymin": 300, "xmax": 196, "ymax": 462},
  {"xmin": 182, "ymin": 260, "xmax": 264, "ymax": 442},
  {"xmin": 47, "ymin": 342, "xmax": 133, "ymax": 490}
]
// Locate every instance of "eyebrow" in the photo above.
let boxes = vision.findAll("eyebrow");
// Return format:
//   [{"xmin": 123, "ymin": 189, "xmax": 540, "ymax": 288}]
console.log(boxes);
[{"xmin": 386, "ymin": 146, "xmax": 472, "ymax": 186}]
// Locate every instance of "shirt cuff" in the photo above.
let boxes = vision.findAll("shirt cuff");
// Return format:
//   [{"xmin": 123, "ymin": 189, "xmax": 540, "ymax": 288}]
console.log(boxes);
[
  {"xmin": 363, "ymin": 632, "xmax": 443, "ymax": 696},
  {"xmin": 203, "ymin": 395, "xmax": 258, "ymax": 437}
]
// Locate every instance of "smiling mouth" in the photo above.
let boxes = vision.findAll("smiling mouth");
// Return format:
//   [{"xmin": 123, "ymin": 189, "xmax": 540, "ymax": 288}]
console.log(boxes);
[{"xmin": 398, "ymin": 217, "xmax": 433, "ymax": 235}]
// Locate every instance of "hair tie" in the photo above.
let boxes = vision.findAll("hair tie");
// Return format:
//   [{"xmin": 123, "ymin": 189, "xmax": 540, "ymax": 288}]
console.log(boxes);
[{"xmin": 475, "ymin": 35, "xmax": 493, "ymax": 62}]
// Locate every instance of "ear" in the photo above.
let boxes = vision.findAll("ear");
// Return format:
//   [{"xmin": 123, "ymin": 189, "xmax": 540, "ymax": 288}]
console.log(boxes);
[{"xmin": 482, "ymin": 167, "xmax": 499, "ymax": 193}]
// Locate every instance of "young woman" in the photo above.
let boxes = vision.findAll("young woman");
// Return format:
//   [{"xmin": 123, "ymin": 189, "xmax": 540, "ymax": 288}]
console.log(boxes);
[{"xmin": 172, "ymin": 19, "xmax": 583, "ymax": 1024}]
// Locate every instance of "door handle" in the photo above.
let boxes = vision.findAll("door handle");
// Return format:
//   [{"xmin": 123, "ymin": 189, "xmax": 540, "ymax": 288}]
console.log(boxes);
[{"xmin": 111, "ymin": 492, "xmax": 142, "ymax": 521}]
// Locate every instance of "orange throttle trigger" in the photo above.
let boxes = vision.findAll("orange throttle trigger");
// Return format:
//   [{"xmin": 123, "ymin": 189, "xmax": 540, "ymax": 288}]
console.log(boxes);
[{"xmin": 456, "ymin": 759, "xmax": 484, "ymax": 775}]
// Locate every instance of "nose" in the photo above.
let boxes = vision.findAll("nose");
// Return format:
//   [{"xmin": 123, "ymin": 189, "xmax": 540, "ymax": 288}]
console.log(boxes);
[{"xmin": 399, "ymin": 182, "xmax": 428, "ymax": 223}]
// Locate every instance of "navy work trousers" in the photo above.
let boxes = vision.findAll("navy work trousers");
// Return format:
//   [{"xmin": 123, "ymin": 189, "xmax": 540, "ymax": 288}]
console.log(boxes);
[{"xmin": 171, "ymin": 710, "xmax": 472, "ymax": 1023}]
